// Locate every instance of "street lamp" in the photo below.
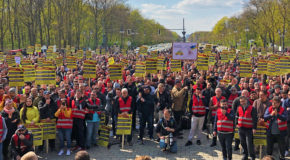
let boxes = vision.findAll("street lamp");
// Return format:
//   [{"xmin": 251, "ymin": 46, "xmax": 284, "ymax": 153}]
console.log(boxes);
[
  {"xmin": 245, "ymin": 27, "xmax": 249, "ymax": 49},
  {"xmin": 278, "ymin": 29, "xmax": 282, "ymax": 51}
]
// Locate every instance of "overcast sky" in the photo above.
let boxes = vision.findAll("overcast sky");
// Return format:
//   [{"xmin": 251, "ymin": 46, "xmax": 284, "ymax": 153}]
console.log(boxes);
[{"xmin": 127, "ymin": 0, "xmax": 248, "ymax": 36}]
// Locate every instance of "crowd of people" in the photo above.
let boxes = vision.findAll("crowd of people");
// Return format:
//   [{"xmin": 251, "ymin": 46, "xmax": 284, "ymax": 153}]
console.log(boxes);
[{"xmin": 0, "ymin": 48, "xmax": 289, "ymax": 160}]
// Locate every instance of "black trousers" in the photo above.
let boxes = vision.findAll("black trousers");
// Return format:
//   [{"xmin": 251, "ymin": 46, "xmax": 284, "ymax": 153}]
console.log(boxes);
[
  {"xmin": 267, "ymin": 133, "xmax": 286, "ymax": 159},
  {"xmin": 173, "ymin": 110, "xmax": 184, "ymax": 133},
  {"xmin": 139, "ymin": 113, "xmax": 153, "ymax": 139},
  {"xmin": 239, "ymin": 128, "xmax": 255, "ymax": 159},
  {"xmin": 218, "ymin": 133, "xmax": 233, "ymax": 160},
  {"xmin": 72, "ymin": 118, "xmax": 85, "ymax": 148}
]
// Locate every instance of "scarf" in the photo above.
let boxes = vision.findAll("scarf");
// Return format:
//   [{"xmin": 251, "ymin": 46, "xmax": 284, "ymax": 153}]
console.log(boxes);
[{"xmin": 4, "ymin": 106, "xmax": 15, "ymax": 115}]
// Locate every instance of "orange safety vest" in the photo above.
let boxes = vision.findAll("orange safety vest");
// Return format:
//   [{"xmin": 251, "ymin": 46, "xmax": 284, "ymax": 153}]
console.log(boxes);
[
  {"xmin": 72, "ymin": 99, "xmax": 87, "ymax": 119},
  {"xmin": 217, "ymin": 108, "xmax": 234, "ymax": 132},
  {"xmin": 88, "ymin": 98, "xmax": 101, "ymax": 114},
  {"xmin": 118, "ymin": 96, "xmax": 132, "ymax": 113},
  {"xmin": 211, "ymin": 96, "xmax": 226, "ymax": 116},
  {"xmin": 228, "ymin": 94, "xmax": 238, "ymax": 108},
  {"xmin": 238, "ymin": 105, "xmax": 253, "ymax": 128},
  {"xmin": 265, "ymin": 106, "xmax": 287, "ymax": 131},
  {"xmin": 192, "ymin": 94, "xmax": 206, "ymax": 115}
]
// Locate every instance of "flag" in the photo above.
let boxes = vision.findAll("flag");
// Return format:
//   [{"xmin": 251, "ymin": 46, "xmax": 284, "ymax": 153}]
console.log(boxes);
[
  {"xmin": 135, "ymin": 61, "xmax": 145, "ymax": 78},
  {"xmin": 197, "ymin": 54, "xmax": 208, "ymax": 71},
  {"xmin": 83, "ymin": 60, "xmax": 96, "ymax": 79},
  {"xmin": 109, "ymin": 65, "xmax": 122, "ymax": 80},
  {"xmin": 9, "ymin": 67, "xmax": 24, "ymax": 86},
  {"xmin": 240, "ymin": 61, "xmax": 252, "ymax": 77},
  {"xmin": 146, "ymin": 58, "xmax": 157, "ymax": 74},
  {"xmin": 35, "ymin": 67, "xmax": 56, "ymax": 85}
]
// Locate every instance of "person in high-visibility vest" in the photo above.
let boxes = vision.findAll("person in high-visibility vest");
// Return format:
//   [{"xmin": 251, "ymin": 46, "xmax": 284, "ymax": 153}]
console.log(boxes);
[
  {"xmin": 236, "ymin": 96, "xmax": 257, "ymax": 160},
  {"xmin": 264, "ymin": 96, "xmax": 287, "ymax": 160},
  {"xmin": 185, "ymin": 87, "xmax": 206, "ymax": 146},
  {"xmin": 209, "ymin": 88, "xmax": 225, "ymax": 147},
  {"xmin": 213, "ymin": 99, "xmax": 235, "ymax": 160}
]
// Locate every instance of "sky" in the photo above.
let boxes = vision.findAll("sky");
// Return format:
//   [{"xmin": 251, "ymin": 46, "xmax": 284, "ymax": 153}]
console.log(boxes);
[{"xmin": 127, "ymin": 0, "xmax": 249, "ymax": 36}]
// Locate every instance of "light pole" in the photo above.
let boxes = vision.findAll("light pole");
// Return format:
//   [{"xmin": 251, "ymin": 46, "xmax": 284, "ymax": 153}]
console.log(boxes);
[
  {"xmin": 120, "ymin": 27, "xmax": 125, "ymax": 49},
  {"xmin": 245, "ymin": 27, "xmax": 249, "ymax": 49},
  {"xmin": 234, "ymin": 30, "xmax": 238, "ymax": 49},
  {"xmin": 278, "ymin": 29, "xmax": 282, "ymax": 51}
]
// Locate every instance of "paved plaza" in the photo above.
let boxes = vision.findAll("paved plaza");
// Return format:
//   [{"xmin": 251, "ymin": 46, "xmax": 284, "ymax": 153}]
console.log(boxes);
[{"xmin": 38, "ymin": 129, "xmax": 266, "ymax": 160}]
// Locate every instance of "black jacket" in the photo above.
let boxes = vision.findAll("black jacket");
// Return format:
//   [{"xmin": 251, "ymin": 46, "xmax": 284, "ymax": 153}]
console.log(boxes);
[
  {"xmin": 38, "ymin": 98, "xmax": 58, "ymax": 120},
  {"xmin": 154, "ymin": 91, "xmax": 172, "ymax": 111},
  {"xmin": 1, "ymin": 110, "xmax": 20, "ymax": 139},
  {"xmin": 156, "ymin": 117, "xmax": 177, "ymax": 136},
  {"xmin": 137, "ymin": 93, "xmax": 155, "ymax": 115},
  {"xmin": 10, "ymin": 130, "xmax": 34, "ymax": 157},
  {"xmin": 202, "ymin": 88, "xmax": 215, "ymax": 107}
]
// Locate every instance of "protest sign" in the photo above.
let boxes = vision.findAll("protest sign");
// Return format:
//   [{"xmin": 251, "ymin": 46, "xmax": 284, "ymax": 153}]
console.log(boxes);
[{"xmin": 172, "ymin": 42, "xmax": 198, "ymax": 60}]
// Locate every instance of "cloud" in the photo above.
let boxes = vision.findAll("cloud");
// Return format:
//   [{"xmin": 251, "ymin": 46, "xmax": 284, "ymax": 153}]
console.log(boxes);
[{"xmin": 138, "ymin": 0, "xmax": 248, "ymax": 35}]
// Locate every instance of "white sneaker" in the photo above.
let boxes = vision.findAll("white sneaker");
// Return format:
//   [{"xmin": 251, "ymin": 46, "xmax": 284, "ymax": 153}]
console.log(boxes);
[
  {"xmin": 66, "ymin": 150, "xmax": 71, "ymax": 156},
  {"xmin": 58, "ymin": 149, "xmax": 64, "ymax": 156},
  {"xmin": 285, "ymin": 151, "xmax": 288, "ymax": 157}
]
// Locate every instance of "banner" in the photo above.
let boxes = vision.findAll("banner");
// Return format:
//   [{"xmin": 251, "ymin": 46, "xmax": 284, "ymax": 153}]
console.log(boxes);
[
  {"xmin": 257, "ymin": 59, "xmax": 268, "ymax": 75},
  {"xmin": 197, "ymin": 54, "xmax": 209, "ymax": 71},
  {"xmin": 228, "ymin": 51, "xmax": 235, "ymax": 61},
  {"xmin": 6, "ymin": 55, "xmax": 16, "ymax": 67},
  {"xmin": 267, "ymin": 61, "xmax": 276, "ymax": 76},
  {"xmin": 139, "ymin": 46, "xmax": 148, "ymax": 55},
  {"xmin": 120, "ymin": 59, "xmax": 128, "ymax": 67},
  {"xmin": 109, "ymin": 65, "xmax": 122, "ymax": 80},
  {"xmin": 37, "ymin": 58, "xmax": 45, "ymax": 66},
  {"xmin": 146, "ymin": 58, "xmax": 157, "ymax": 74},
  {"xmin": 157, "ymin": 57, "xmax": 166, "ymax": 71},
  {"xmin": 21, "ymin": 60, "xmax": 31, "ymax": 67},
  {"xmin": 46, "ymin": 48, "xmax": 53, "ymax": 59},
  {"xmin": 108, "ymin": 57, "xmax": 115, "ymax": 65},
  {"xmin": 83, "ymin": 60, "xmax": 96, "ymax": 78},
  {"xmin": 25, "ymin": 124, "xmax": 43, "ymax": 147},
  {"xmin": 27, "ymin": 46, "xmax": 34, "ymax": 54},
  {"xmin": 55, "ymin": 57, "xmax": 63, "ymax": 67},
  {"xmin": 35, "ymin": 67, "xmax": 56, "ymax": 85},
  {"xmin": 172, "ymin": 42, "xmax": 198, "ymax": 60},
  {"xmin": 135, "ymin": 62, "xmax": 145, "ymax": 77},
  {"xmin": 41, "ymin": 61, "xmax": 54, "ymax": 68},
  {"xmin": 86, "ymin": 51, "xmax": 92, "ymax": 59},
  {"xmin": 76, "ymin": 50, "xmax": 83, "ymax": 60},
  {"xmin": 170, "ymin": 59, "xmax": 181, "ymax": 72},
  {"xmin": 208, "ymin": 53, "xmax": 215, "ymax": 66},
  {"xmin": 235, "ymin": 126, "xmax": 267, "ymax": 146},
  {"xmin": 239, "ymin": 52, "xmax": 245, "ymax": 61},
  {"xmin": 23, "ymin": 65, "xmax": 36, "ymax": 82},
  {"xmin": 116, "ymin": 114, "xmax": 132, "ymax": 135},
  {"xmin": 97, "ymin": 125, "xmax": 111, "ymax": 147},
  {"xmin": 240, "ymin": 61, "xmax": 252, "ymax": 77},
  {"xmin": 66, "ymin": 56, "xmax": 77, "ymax": 69},
  {"xmin": 35, "ymin": 44, "xmax": 41, "ymax": 53},
  {"xmin": 220, "ymin": 52, "xmax": 228, "ymax": 63},
  {"xmin": 99, "ymin": 112, "xmax": 106, "ymax": 126},
  {"xmin": 9, "ymin": 67, "xmax": 24, "ymax": 86},
  {"xmin": 40, "ymin": 121, "xmax": 56, "ymax": 140},
  {"xmin": 269, "ymin": 54, "xmax": 278, "ymax": 62},
  {"xmin": 279, "ymin": 56, "xmax": 290, "ymax": 74},
  {"xmin": 244, "ymin": 52, "xmax": 251, "ymax": 61},
  {"xmin": 274, "ymin": 59, "xmax": 280, "ymax": 76},
  {"xmin": 254, "ymin": 126, "xmax": 267, "ymax": 146}
]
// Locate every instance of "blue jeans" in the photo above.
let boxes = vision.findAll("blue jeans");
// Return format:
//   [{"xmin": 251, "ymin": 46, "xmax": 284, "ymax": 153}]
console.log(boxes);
[
  {"xmin": 0, "ymin": 142, "xmax": 3, "ymax": 160},
  {"xmin": 160, "ymin": 140, "xmax": 177, "ymax": 153},
  {"xmin": 86, "ymin": 121, "xmax": 100, "ymax": 147},
  {"xmin": 58, "ymin": 128, "xmax": 72, "ymax": 149}
]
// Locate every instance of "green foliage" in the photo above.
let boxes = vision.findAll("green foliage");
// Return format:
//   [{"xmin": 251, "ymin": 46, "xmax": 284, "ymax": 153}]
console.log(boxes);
[
  {"xmin": 188, "ymin": 0, "xmax": 290, "ymax": 50},
  {"xmin": 0, "ymin": 0, "xmax": 179, "ymax": 51}
]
